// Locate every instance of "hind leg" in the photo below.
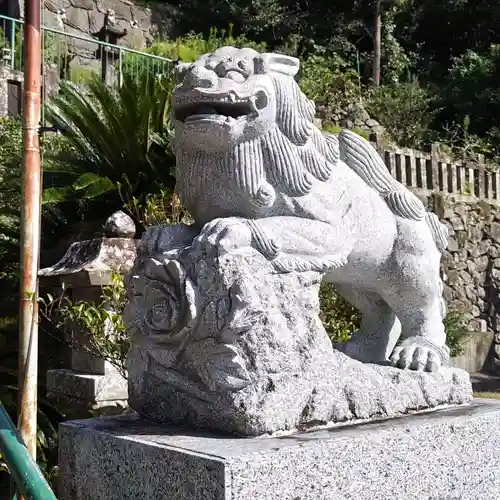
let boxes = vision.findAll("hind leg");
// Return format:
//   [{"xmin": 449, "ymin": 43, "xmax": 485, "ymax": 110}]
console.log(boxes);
[
  {"xmin": 383, "ymin": 288, "xmax": 449, "ymax": 372},
  {"xmin": 332, "ymin": 284, "xmax": 401, "ymax": 364},
  {"xmin": 380, "ymin": 247, "xmax": 449, "ymax": 372}
]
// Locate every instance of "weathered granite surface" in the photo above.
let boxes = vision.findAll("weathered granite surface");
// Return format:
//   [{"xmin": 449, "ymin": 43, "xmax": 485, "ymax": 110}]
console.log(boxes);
[
  {"xmin": 47, "ymin": 369, "xmax": 127, "ymax": 408},
  {"xmin": 171, "ymin": 47, "xmax": 451, "ymax": 371},
  {"xmin": 125, "ymin": 228, "xmax": 472, "ymax": 435},
  {"xmin": 58, "ymin": 399, "xmax": 500, "ymax": 500},
  {"xmin": 123, "ymin": 47, "xmax": 471, "ymax": 435}
]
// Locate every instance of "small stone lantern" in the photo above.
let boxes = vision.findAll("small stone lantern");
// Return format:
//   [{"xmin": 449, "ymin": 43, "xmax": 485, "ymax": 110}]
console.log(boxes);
[
  {"xmin": 39, "ymin": 211, "xmax": 138, "ymax": 414},
  {"xmin": 91, "ymin": 9, "xmax": 128, "ymax": 85}
]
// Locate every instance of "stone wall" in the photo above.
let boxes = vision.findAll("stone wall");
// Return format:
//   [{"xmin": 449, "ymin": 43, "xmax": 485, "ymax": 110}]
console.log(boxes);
[
  {"xmin": 4, "ymin": 0, "xmax": 177, "ymax": 50},
  {"xmin": 42, "ymin": 0, "xmax": 177, "ymax": 51},
  {"xmin": 0, "ymin": 66, "xmax": 22, "ymax": 117},
  {"xmin": 424, "ymin": 193, "xmax": 500, "ymax": 368}
]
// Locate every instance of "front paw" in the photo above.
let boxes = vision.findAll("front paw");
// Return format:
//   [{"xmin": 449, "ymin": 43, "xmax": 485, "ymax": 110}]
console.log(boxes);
[
  {"xmin": 390, "ymin": 338, "xmax": 450, "ymax": 372},
  {"xmin": 193, "ymin": 217, "xmax": 253, "ymax": 254},
  {"xmin": 142, "ymin": 224, "xmax": 198, "ymax": 255}
]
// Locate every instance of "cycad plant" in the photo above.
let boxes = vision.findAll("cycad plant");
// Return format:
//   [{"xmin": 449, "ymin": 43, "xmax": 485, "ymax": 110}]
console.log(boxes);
[{"xmin": 44, "ymin": 69, "xmax": 177, "ymax": 220}]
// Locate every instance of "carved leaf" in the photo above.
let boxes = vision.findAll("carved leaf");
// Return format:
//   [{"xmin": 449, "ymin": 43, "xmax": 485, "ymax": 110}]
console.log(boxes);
[
  {"xmin": 184, "ymin": 339, "xmax": 251, "ymax": 392},
  {"xmin": 227, "ymin": 286, "xmax": 265, "ymax": 333},
  {"xmin": 229, "ymin": 308, "xmax": 264, "ymax": 334}
]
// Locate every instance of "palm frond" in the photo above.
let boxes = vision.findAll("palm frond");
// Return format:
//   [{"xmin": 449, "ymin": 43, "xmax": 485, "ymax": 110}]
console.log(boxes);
[{"xmin": 44, "ymin": 69, "xmax": 177, "ymax": 207}]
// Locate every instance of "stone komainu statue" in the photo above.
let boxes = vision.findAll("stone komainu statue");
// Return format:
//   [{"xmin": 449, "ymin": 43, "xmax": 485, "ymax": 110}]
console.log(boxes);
[{"xmin": 170, "ymin": 47, "xmax": 450, "ymax": 373}]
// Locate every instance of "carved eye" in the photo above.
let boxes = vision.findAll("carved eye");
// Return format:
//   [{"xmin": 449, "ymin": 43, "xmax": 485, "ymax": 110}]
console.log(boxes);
[
  {"xmin": 238, "ymin": 59, "xmax": 249, "ymax": 70},
  {"xmin": 254, "ymin": 56, "xmax": 269, "ymax": 74},
  {"xmin": 206, "ymin": 55, "xmax": 217, "ymax": 70}
]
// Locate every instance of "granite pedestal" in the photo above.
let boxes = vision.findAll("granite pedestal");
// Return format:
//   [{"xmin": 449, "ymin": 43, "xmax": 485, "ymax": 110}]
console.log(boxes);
[{"xmin": 58, "ymin": 399, "xmax": 500, "ymax": 500}]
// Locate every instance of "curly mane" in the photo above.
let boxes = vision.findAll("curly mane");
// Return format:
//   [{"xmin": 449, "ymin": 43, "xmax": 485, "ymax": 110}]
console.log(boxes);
[{"xmin": 174, "ymin": 72, "xmax": 339, "ymax": 217}]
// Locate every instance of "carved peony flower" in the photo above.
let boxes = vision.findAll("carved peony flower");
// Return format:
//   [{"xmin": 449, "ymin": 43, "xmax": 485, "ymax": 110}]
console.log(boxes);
[{"xmin": 125, "ymin": 257, "xmax": 197, "ymax": 340}]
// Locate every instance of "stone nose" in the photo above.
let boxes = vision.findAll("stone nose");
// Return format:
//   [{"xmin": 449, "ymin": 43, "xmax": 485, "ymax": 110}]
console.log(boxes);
[
  {"xmin": 184, "ymin": 66, "xmax": 218, "ymax": 89},
  {"xmin": 225, "ymin": 70, "xmax": 246, "ymax": 83}
]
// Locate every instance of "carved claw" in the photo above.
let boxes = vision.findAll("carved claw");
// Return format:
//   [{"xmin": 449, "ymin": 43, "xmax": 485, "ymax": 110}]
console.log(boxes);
[
  {"xmin": 193, "ymin": 218, "xmax": 253, "ymax": 254},
  {"xmin": 390, "ymin": 338, "xmax": 450, "ymax": 372},
  {"xmin": 246, "ymin": 220, "xmax": 280, "ymax": 259},
  {"xmin": 142, "ymin": 224, "xmax": 198, "ymax": 256},
  {"xmin": 191, "ymin": 217, "xmax": 282, "ymax": 263}
]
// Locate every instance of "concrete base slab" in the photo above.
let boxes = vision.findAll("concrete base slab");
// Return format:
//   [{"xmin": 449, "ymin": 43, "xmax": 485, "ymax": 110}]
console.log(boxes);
[
  {"xmin": 58, "ymin": 400, "xmax": 500, "ymax": 500},
  {"xmin": 47, "ymin": 369, "xmax": 127, "ymax": 413}
]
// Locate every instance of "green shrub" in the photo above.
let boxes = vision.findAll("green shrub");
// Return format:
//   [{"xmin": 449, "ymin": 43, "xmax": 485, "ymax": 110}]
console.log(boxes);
[
  {"xmin": 438, "ymin": 46, "xmax": 500, "ymax": 144},
  {"xmin": 443, "ymin": 308, "xmax": 470, "ymax": 358},
  {"xmin": 67, "ymin": 66, "xmax": 100, "ymax": 85},
  {"xmin": 299, "ymin": 53, "xmax": 361, "ymax": 122},
  {"xmin": 319, "ymin": 281, "xmax": 470, "ymax": 357},
  {"xmin": 365, "ymin": 81, "xmax": 437, "ymax": 148},
  {"xmin": 322, "ymin": 123, "xmax": 371, "ymax": 141},
  {"xmin": 319, "ymin": 282, "xmax": 360, "ymax": 343},
  {"xmin": 0, "ymin": 117, "xmax": 73, "ymax": 316},
  {"xmin": 40, "ymin": 191, "xmax": 188, "ymax": 376},
  {"xmin": 149, "ymin": 26, "xmax": 266, "ymax": 61},
  {"xmin": 121, "ymin": 25, "xmax": 267, "ymax": 78},
  {"xmin": 40, "ymin": 273, "xmax": 129, "ymax": 378},
  {"xmin": 45, "ymin": 70, "xmax": 176, "ymax": 218},
  {"xmin": 433, "ymin": 117, "xmax": 500, "ymax": 165}
]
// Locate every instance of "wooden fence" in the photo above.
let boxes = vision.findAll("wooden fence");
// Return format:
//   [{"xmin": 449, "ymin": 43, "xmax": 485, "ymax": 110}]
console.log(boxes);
[{"xmin": 375, "ymin": 143, "xmax": 499, "ymax": 203}]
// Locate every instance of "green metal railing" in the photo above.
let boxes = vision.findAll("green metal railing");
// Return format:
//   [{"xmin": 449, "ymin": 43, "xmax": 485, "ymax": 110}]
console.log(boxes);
[
  {"xmin": 0, "ymin": 403, "xmax": 57, "ymax": 499},
  {"xmin": 0, "ymin": 14, "xmax": 173, "ymax": 86}
]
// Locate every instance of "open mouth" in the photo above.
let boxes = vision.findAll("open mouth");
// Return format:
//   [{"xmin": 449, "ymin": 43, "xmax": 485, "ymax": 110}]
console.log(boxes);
[{"xmin": 175, "ymin": 91, "xmax": 268, "ymax": 123}]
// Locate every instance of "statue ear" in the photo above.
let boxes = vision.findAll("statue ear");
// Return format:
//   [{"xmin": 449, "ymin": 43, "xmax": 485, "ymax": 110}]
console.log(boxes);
[
  {"xmin": 174, "ymin": 62, "xmax": 192, "ymax": 80},
  {"xmin": 261, "ymin": 53, "xmax": 300, "ymax": 77}
]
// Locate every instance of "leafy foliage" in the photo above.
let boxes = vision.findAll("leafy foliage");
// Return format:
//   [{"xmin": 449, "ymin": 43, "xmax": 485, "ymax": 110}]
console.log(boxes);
[
  {"xmin": 322, "ymin": 123, "xmax": 371, "ymax": 141},
  {"xmin": 319, "ymin": 282, "xmax": 361, "ymax": 343},
  {"xmin": 299, "ymin": 53, "xmax": 361, "ymax": 121},
  {"xmin": 44, "ymin": 71, "xmax": 176, "ymax": 218},
  {"xmin": 141, "ymin": 25, "xmax": 267, "ymax": 62},
  {"xmin": 0, "ymin": 118, "xmax": 22, "ymax": 315},
  {"xmin": 122, "ymin": 190, "xmax": 192, "ymax": 229},
  {"xmin": 40, "ymin": 274, "xmax": 129, "ymax": 378},
  {"xmin": 434, "ymin": 46, "xmax": 500, "ymax": 160},
  {"xmin": 39, "ymin": 193, "xmax": 189, "ymax": 376},
  {"xmin": 443, "ymin": 308, "xmax": 470, "ymax": 358},
  {"xmin": 365, "ymin": 81, "xmax": 437, "ymax": 147},
  {"xmin": 0, "ymin": 118, "xmax": 74, "ymax": 317},
  {"xmin": 319, "ymin": 282, "xmax": 470, "ymax": 357}
]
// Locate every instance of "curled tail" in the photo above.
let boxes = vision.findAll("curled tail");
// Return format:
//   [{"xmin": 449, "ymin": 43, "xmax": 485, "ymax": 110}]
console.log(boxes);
[
  {"xmin": 425, "ymin": 212, "xmax": 449, "ymax": 253},
  {"xmin": 336, "ymin": 130, "xmax": 449, "ymax": 248},
  {"xmin": 426, "ymin": 212, "xmax": 449, "ymax": 319},
  {"xmin": 337, "ymin": 129, "xmax": 426, "ymax": 221}
]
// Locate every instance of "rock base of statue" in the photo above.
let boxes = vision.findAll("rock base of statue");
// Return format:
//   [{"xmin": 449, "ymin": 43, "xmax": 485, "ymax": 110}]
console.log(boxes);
[
  {"xmin": 124, "ymin": 224, "xmax": 472, "ymax": 436},
  {"xmin": 58, "ymin": 400, "xmax": 500, "ymax": 500}
]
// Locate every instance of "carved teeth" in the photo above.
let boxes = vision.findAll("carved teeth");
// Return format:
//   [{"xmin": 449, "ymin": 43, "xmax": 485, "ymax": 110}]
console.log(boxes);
[
  {"xmin": 249, "ymin": 96, "xmax": 258, "ymax": 114},
  {"xmin": 174, "ymin": 92, "xmax": 257, "ymax": 107}
]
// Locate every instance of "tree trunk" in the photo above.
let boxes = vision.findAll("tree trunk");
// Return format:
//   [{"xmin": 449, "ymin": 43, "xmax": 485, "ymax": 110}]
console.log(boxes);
[{"xmin": 372, "ymin": 0, "xmax": 382, "ymax": 87}]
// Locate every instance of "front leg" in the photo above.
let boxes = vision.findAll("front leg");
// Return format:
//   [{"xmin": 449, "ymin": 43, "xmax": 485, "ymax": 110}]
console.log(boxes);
[
  {"xmin": 142, "ymin": 223, "xmax": 199, "ymax": 256},
  {"xmin": 194, "ymin": 216, "xmax": 355, "ymax": 274},
  {"xmin": 249, "ymin": 216, "xmax": 355, "ymax": 272}
]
